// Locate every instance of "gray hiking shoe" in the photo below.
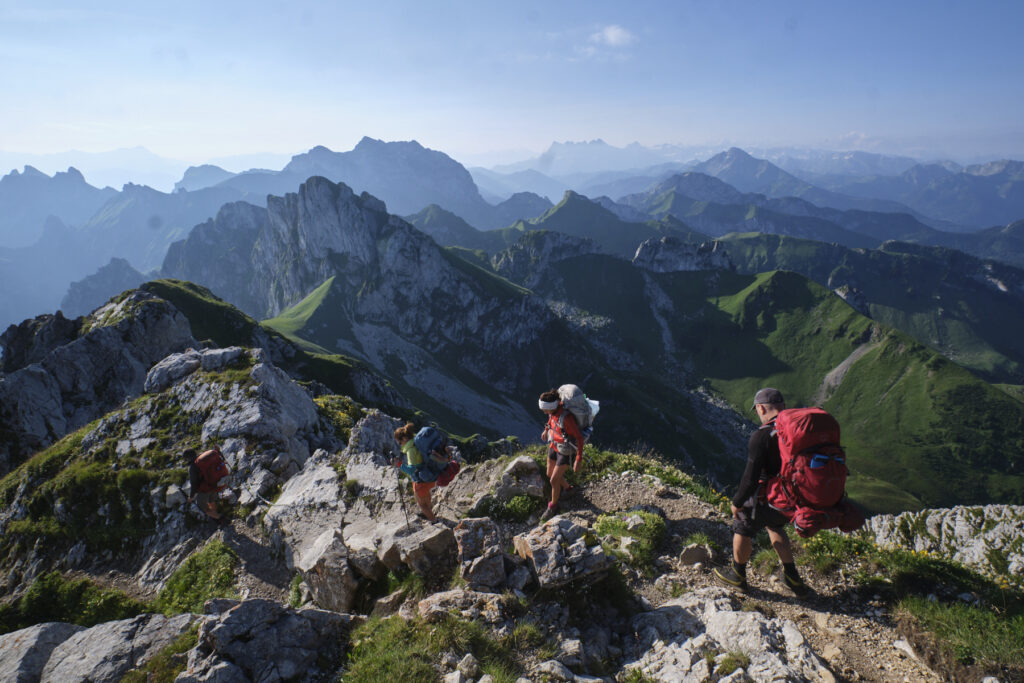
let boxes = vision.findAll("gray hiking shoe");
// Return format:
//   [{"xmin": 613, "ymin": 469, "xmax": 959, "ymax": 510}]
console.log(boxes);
[
  {"xmin": 783, "ymin": 570, "xmax": 810, "ymax": 597},
  {"xmin": 539, "ymin": 504, "xmax": 558, "ymax": 523},
  {"xmin": 713, "ymin": 562, "xmax": 749, "ymax": 591}
]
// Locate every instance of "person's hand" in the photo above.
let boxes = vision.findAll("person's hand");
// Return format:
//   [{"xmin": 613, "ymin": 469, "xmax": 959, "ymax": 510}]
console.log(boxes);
[{"xmin": 731, "ymin": 504, "xmax": 741, "ymax": 519}]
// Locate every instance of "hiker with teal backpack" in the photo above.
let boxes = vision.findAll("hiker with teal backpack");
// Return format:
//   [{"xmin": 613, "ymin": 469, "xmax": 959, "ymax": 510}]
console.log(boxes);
[
  {"xmin": 391, "ymin": 422, "xmax": 460, "ymax": 522},
  {"xmin": 538, "ymin": 385, "xmax": 598, "ymax": 523}
]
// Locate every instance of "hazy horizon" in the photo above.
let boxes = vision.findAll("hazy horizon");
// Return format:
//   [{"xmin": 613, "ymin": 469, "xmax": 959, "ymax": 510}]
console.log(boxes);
[{"xmin": 2, "ymin": 0, "xmax": 1023, "ymax": 176}]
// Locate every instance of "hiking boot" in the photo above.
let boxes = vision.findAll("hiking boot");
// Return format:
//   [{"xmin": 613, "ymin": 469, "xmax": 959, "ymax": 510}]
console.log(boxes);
[
  {"xmin": 713, "ymin": 562, "xmax": 749, "ymax": 591},
  {"xmin": 539, "ymin": 503, "xmax": 558, "ymax": 523},
  {"xmin": 782, "ymin": 571, "xmax": 810, "ymax": 597}
]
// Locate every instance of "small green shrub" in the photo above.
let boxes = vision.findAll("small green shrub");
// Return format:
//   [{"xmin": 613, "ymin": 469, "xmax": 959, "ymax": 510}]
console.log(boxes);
[
  {"xmin": 315, "ymin": 395, "xmax": 364, "ymax": 443},
  {"xmin": 289, "ymin": 573, "xmax": 304, "ymax": 608},
  {"xmin": 153, "ymin": 539, "xmax": 238, "ymax": 614}
]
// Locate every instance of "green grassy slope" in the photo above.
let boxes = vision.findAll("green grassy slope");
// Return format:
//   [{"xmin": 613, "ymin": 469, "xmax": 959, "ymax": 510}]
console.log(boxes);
[
  {"xmin": 718, "ymin": 234, "xmax": 1024, "ymax": 384},
  {"xmin": 142, "ymin": 279, "xmax": 378, "ymax": 402}
]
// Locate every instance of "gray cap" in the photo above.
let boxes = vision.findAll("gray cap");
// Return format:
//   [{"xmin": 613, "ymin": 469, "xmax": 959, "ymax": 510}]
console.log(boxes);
[{"xmin": 752, "ymin": 387, "xmax": 784, "ymax": 409}]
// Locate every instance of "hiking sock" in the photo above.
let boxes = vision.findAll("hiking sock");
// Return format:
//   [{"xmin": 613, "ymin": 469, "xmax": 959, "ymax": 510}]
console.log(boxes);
[
  {"xmin": 732, "ymin": 561, "xmax": 747, "ymax": 577},
  {"xmin": 782, "ymin": 562, "xmax": 800, "ymax": 580}
]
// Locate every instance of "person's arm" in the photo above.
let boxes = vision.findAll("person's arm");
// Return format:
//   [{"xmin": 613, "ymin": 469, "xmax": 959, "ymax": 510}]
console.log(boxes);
[
  {"xmin": 731, "ymin": 429, "xmax": 769, "ymax": 509},
  {"xmin": 188, "ymin": 464, "xmax": 201, "ymax": 500}
]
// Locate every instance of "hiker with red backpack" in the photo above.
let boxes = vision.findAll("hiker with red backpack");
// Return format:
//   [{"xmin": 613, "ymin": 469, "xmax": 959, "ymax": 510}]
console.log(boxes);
[
  {"xmin": 538, "ymin": 385, "xmax": 598, "ymax": 523},
  {"xmin": 391, "ymin": 422, "xmax": 461, "ymax": 522},
  {"xmin": 185, "ymin": 446, "xmax": 231, "ymax": 526},
  {"xmin": 713, "ymin": 388, "xmax": 809, "ymax": 596},
  {"xmin": 714, "ymin": 388, "xmax": 865, "ymax": 596}
]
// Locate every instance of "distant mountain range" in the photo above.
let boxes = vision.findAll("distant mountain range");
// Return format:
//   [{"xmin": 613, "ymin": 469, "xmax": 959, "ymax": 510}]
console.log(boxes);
[
  {"xmin": 800, "ymin": 160, "xmax": 1024, "ymax": 228},
  {"xmin": 159, "ymin": 175, "xmax": 1024, "ymax": 511},
  {"xmin": 0, "ymin": 166, "xmax": 116, "ymax": 247}
]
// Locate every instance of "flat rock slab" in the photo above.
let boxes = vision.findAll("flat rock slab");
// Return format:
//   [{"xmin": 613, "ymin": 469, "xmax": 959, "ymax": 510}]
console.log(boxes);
[
  {"xmin": 0, "ymin": 622, "xmax": 85, "ymax": 683},
  {"xmin": 41, "ymin": 613, "xmax": 196, "ymax": 683}
]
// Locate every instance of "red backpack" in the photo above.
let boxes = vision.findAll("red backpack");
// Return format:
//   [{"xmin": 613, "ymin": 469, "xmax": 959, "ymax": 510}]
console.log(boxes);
[
  {"xmin": 195, "ymin": 447, "xmax": 230, "ymax": 492},
  {"xmin": 765, "ymin": 408, "xmax": 864, "ymax": 537}
]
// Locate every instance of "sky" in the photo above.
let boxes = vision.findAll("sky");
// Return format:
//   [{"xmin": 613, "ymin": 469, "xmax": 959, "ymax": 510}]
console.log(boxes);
[{"xmin": 1, "ymin": 0, "xmax": 1023, "ymax": 169}]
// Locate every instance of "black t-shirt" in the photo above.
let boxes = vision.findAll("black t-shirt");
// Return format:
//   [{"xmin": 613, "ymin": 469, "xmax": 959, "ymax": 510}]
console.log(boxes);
[{"xmin": 732, "ymin": 420, "xmax": 781, "ymax": 507}]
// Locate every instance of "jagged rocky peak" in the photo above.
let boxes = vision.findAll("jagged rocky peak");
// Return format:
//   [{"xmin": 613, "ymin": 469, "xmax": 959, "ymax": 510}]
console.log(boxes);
[
  {"xmin": 490, "ymin": 230, "xmax": 599, "ymax": 288},
  {"xmin": 632, "ymin": 235, "xmax": 735, "ymax": 273},
  {"xmin": 0, "ymin": 289, "xmax": 197, "ymax": 472},
  {"xmin": 61, "ymin": 257, "xmax": 147, "ymax": 319}
]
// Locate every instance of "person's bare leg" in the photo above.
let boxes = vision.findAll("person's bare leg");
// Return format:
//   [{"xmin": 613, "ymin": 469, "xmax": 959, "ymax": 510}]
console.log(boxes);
[
  {"xmin": 550, "ymin": 464, "xmax": 569, "ymax": 507},
  {"xmin": 733, "ymin": 533, "xmax": 753, "ymax": 564},
  {"xmin": 768, "ymin": 528, "xmax": 794, "ymax": 563},
  {"xmin": 415, "ymin": 491, "xmax": 436, "ymax": 521}
]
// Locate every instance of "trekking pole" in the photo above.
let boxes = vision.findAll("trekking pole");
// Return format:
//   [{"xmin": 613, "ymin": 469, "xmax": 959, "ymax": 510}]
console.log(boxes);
[{"xmin": 398, "ymin": 479, "xmax": 411, "ymax": 528}]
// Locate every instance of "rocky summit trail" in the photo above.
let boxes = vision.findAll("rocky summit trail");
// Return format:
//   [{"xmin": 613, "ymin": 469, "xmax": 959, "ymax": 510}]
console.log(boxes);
[{"xmin": 0, "ymin": 342, "xmax": 1019, "ymax": 681}]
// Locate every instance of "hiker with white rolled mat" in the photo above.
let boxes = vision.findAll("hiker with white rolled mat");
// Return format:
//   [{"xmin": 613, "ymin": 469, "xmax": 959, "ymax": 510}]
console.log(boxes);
[{"xmin": 538, "ymin": 385, "xmax": 599, "ymax": 523}]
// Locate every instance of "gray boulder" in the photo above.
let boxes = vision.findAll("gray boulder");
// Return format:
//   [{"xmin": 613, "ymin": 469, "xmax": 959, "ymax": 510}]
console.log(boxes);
[
  {"xmin": 295, "ymin": 528, "xmax": 360, "ymax": 613},
  {"xmin": 0, "ymin": 622, "xmax": 85, "ymax": 683},
  {"xmin": 513, "ymin": 518, "xmax": 609, "ymax": 588},
  {"xmin": 435, "ymin": 455, "xmax": 545, "ymax": 518},
  {"xmin": 40, "ymin": 613, "xmax": 195, "ymax": 683},
  {"xmin": 179, "ymin": 599, "xmax": 358, "ymax": 682},
  {"xmin": 624, "ymin": 587, "xmax": 832, "ymax": 682},
  {"xmin": 454, "ymin": 518, "xmax": 505, "ymax": 592}
]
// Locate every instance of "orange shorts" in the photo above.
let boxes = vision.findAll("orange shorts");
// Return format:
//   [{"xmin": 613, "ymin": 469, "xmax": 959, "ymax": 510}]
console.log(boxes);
[{"xmin": 412, "ymin": 481, "xmax": 436, "ymax": 497}]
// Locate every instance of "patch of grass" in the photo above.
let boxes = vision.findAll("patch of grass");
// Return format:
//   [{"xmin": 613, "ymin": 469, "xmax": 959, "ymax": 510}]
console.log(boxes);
[
  {"xmin": 0, "ymin": 571, "xmax": 149, "ymax": 635},
  {"xmin": 717, "ymin": 651, "xmax": 750, "ymax": 676},
  {"xmin": 383, "ymin": 569, "xmax": 428, "ymax": 601},
  {"xmin": 343, "ymin": 614, "xmax": 520, "ymax": 682},
  {"xmin": 800, "ymin": 530, "xmax": 1024, "ymax": 671},
  {"xmin": 897, "ymin": 596, "xmax": 1024, "ymax": 668},
  {"xmin": 153, "ymin": 539, "xmax": 238, "ymax": 614},
  {"xmin": 289, "ymin": 573, "xmax": 304, "ymax": 608},
  {"xmin": 683, "ymin": 531, "xmax": 721, "ymax": 553},
  {"xmin": 471, "ymin": 494, "xmax": 544, "ymax": 523},
  {"xmin": 751, "ymin": 548, "xmax": 779, "ymax": 576},
  {"xmin": 315, "ymin": 395, "xmax": 365, "ymax": 443},
  {"xmin": 595, "ymin": 510, "xmax": 666, "ymax": 571},
  {"xmin": 120, "ymin": 622, "xmax": 199, "ymax": 683}
]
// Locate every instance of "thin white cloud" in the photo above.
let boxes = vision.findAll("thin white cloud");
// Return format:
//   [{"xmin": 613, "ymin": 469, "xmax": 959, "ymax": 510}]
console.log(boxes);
[{"xmin": 590, "ymin": 25, "xmax": 635, "ymax": 48}]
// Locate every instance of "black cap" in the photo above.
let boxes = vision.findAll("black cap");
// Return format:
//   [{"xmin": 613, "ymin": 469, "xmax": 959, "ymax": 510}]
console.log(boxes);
[{"xmin": 752, "ymin": 387, "xmax": 784, "ymax": 410}]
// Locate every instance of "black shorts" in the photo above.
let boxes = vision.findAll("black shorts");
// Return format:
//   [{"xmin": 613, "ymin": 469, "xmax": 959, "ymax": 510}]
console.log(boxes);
[
  {"xmin": 731, "ymin": 502, "xmax": 791, "ymax": 537},
  {"xmin": 547, "ymin": 448, "xmax": 573, "ymax": 468}
]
